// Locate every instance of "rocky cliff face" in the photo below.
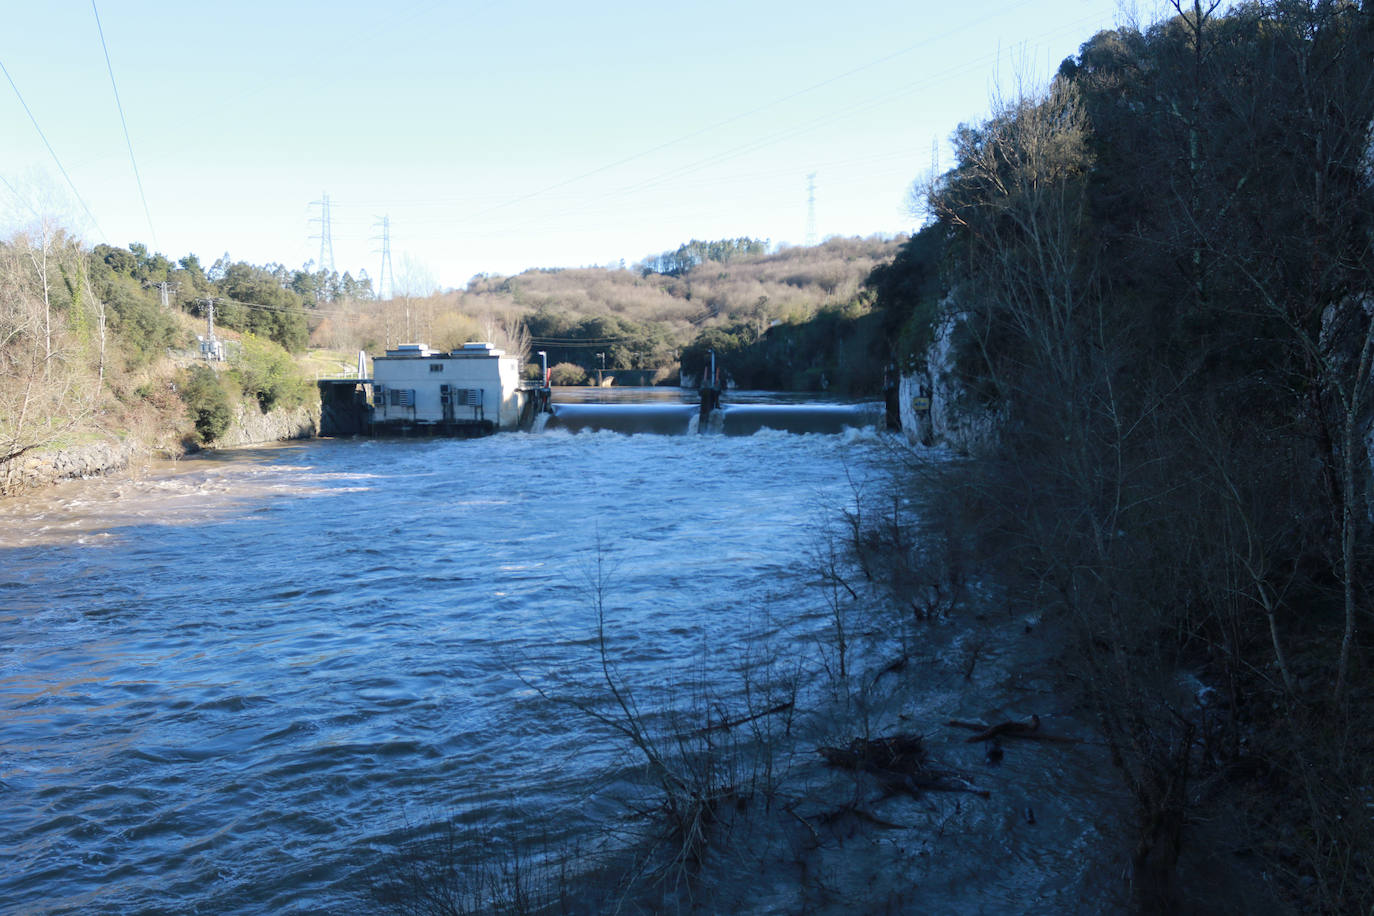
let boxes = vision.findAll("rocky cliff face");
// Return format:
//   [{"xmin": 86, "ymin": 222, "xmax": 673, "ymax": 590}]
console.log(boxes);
[
  {"xmin": 898, "ymin": 305, "xmax": 1001, "ymax": 456},
  {"xmin": 209, "ymin": 402, "xmax": 320, "ymax": 449},
  {"xmin": 905, "ymin": 299, "xmax": 1374, "ymax": 519}
]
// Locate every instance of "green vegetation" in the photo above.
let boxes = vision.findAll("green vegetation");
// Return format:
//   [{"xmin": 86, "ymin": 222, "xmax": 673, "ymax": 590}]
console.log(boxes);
[
  {"xmin": 214, "ymin": 261, "xmax": 311, "ymax": 353},
  {"xmin": 88, "ymin": 243, "xmax": 184, "ymax": 366},
  {"xmin": 0, "ymin": 229, "xmax": 337, "ymax": 470},
  {"xmin": 679, "ymin": 300, "xmax": 885, "ymax": 393},
  {"xmin": 638, "ymin": 236, "xmax": 769, "ymax": 276},
  {"xmin": 1, "ymin": 226, "xmax": 116, "ymax": 469},
  {"xmin": 865, "ymin": 222, "xmax": 945, "ymax": 372},
  {"xmin": 93, "ymin": 241, "xmax": 362, "ymax": 356},
  {"xmin": 180, "ymin": 364, "xmax": 232, "ymax": 444},
  {"xmin": 525, "ymin": 309, "xmax": 676, "ymax": 377},
  {"xmin": 11, "ymin": 4, "xmax": 1374, "ymax": 908},
  {"xmin": 172, "ymin": 332, "xmax": 309, "ymax": 445},
  {"xmin": 547, "ymin": 361, "xmax": 588, "ymax": 386},
  {"xmin": 1, "ymin": 226, "xmax": 897, "ymax": 479},
  {"xmin": 232, "ymin": 333, "xmax": 311, "ymax": 412},
  {"xmin": 869, "ymin": 2, "xmax": 1374, "ymax": 911},
  {"xmin": 358, "ymin": 235, "xmax": 903, "ymax": 389}
]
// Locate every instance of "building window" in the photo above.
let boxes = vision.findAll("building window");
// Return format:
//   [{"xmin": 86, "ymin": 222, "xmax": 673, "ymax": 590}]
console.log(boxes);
[{"xmin": 429, "ymin": 363, "xmax": 444, "ymax": 373}]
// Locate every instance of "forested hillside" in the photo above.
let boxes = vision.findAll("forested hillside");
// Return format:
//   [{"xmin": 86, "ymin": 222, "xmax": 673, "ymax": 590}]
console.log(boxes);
[
  {"xmin": 326, "ymin": 234, "xmax": 900, "ymax": 390},
  {"xmin": 869, "ymin": 2, "xmax": 1374, "ymax": 911},
  {"xmin": 0, "ymin": 228, "xmax": 359, "ymax": 474},
  {"xmin": 5, "ymin": 0, "xmax": 1371, "ymax": 908},
  {"xmin": 0, "ymin": 228, "xmax": 900, "ymax": 484}
]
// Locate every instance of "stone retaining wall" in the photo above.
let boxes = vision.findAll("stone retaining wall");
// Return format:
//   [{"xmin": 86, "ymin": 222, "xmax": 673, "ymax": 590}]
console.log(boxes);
[
  {"xmin": 1, "ymin": 402, "xmax": 322, "ymax": 497},
  {"xmin": 209, "ymin": 402, "xmax": 320, "ymax": 449},
  {"xmin": 0, "ymin": 438, "xmax": 144, "ymax": 496}
]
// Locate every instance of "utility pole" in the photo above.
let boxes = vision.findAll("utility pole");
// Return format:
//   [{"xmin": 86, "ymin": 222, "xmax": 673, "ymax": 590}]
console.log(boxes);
[
  {"xmin": 309, "ymin": 192, "xmax": 336, "ymax": 275},
  {"xmin": 197, "ymin": 297, "xmax": 224, "ymax": 361}
]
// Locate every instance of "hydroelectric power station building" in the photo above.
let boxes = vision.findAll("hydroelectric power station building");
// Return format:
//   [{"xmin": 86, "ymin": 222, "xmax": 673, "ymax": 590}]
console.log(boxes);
[
  {"xmin": 316, "ymin": 343, "xmax": 883, "ymax": 438},
  {"xmin": 318, "ymin": 342, "xmax": 542, "ymax": 437}
]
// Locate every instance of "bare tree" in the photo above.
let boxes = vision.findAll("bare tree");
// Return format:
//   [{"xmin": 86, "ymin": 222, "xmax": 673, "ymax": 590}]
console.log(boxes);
[
  {"xmin": 395, "ymin": 253, "xmax": 437, "ymax": 344},
  {"xmin": 1192, "ymin": 1, "xmax": 1374, "ymax": 704},
  {"xmin": 0, "ymin": 229, "xmax": 99, "ymax": 480}
]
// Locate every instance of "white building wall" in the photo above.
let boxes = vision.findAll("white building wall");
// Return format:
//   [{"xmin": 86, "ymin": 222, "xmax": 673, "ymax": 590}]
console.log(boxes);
[{"xmin": 372, "ymin": 344, "xmax": 523, "ymax": 428}]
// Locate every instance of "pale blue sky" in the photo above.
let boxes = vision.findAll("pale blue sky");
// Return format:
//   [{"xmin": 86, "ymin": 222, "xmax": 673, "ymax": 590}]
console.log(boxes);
[{"xmin": 1, "ymin": 1, "xmax": 1153, "ymax": 290}]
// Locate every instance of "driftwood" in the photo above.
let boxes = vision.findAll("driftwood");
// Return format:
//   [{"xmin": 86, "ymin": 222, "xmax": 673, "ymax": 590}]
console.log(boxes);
[
  {"xmin": 870, "ymin": 653, "xmax": 910, "ymax": 687},
  {"xmin": 817, "ymin": 734, "xmax": 990, "ymax": 799},
  {"xmin": 946, "ymin": 715, "xmax": 1079, "ymax": 745},
  {"xmin": 818, "ymin": 734, "xmax": 927, "ymax": 772},
  {"xmin": 814, "ymin": 803, "xmax": 906, "ymax": 830},
  {"xmin": 697, "ymin": 700, "xmax": 794, "ymax": 734},
  {"xmin": 909, "ymin": 769, "xmax": 991, "ymax": 798}
]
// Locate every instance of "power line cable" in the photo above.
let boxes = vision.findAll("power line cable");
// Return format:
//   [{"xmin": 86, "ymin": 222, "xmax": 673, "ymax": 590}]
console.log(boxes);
[
  {"xmin": 0, "ymin": 58, "xmax": 106, "ymax": 240},
  {"xmin": 91, "ymin": 0, "xmax": 156, "ymax": 249},
  {"xmin": 531, "ymin": 340, "xmax": 624, "ymax": 345},
  {"xmin": 0, "ymin": 171, "xmax": 41, "ymax": 221},
  {"xmin": 592, "ymin": 14, "xmax": 1109, "ymax": 207},
  {"xmin": 210, "ymin": 296, "xmax": 361, "ymax": 320},
  {"xmin": 388, "ymin": 41, "xmax": 1048, "ymax": 243},
  {"xmin": 452, "ymin": 0, "xmax": 1043, "ymax": 224},
  {"xmin": 325, "ymin": 9, "xmax": 1107, "ymax": 244},
  {"xmin": 529, "ymin": 339, "xmax": 627, "ymax": 349},
  {"xmin": 339, "ymin": 151, "xmax": 925, "ymax": 237},
  {"xmin": 316, "ymin": 2, "xmax": 1045, "ymax": 221}
]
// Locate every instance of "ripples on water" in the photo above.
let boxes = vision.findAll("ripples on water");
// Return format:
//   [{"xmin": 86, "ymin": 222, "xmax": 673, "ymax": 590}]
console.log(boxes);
[{"xmin": 0, "ymin": 415, "xmax": 895, "ymax": 914}]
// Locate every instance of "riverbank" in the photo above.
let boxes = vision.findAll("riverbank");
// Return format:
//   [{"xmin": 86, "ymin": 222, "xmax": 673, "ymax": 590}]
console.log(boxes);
[
  {"xmin": 359, "ymin": 426, "xmax": 1290, "ymax": 915},
  {"xmin": 371, "ymin": 569, "xmax": 1142, "ymax": 914},
  {"xmin": 0, "ymin": 399, "xmax": 321, "ymax": 498},
  {"xmin": 0, "ymin": 436, "xmax": 146, "ymax": 497},
  {"xmin": 364, "ymin": 439, "xmax": 1143, "ymax": 914},
  {"xmin": 674, "ymin": 609, "xmax": 1136, "ymax": 914}
]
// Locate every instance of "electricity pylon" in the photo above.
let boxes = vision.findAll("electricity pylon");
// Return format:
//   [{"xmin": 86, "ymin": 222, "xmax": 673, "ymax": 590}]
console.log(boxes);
[
  {"xmin": 372, "ymin": 215, "xmax": 394, "ymax": 301},
  {"xmin": 309, "ymin": 192, "xmax": 336, "ymax": 275}
]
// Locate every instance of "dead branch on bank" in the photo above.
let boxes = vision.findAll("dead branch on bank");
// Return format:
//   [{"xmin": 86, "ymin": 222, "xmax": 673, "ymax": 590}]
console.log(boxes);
[
  {"xmin": 817, "ymin": 734, "xmax": 990, "ymax": 799},
  {"xmin": 946, "ymin": 715, "xmax": 1079, "ymax": 744},
  {"xmin": 694, "ymin": 700, "xmax": 794, "ymax": 735}
]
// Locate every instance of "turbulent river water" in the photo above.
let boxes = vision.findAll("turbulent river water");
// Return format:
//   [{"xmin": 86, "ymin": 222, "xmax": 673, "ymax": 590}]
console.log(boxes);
[{"xmin": 0, "ymin": 390, "xmax": 901, "ymax": 914}]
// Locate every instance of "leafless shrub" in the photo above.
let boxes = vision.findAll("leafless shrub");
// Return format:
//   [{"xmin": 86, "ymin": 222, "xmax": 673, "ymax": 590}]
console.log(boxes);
[
  {"xmin": 369, "ymin": 815, "xmax": 587, "ymax": 916},
  {"xmin": 838, "ymin": 463, "xmax": 970, "ymax": 625},
  {"xmin": 501, "ymin": 548, "xmax": 804, "ymax": 910},
  {"xmin": 0, "ymin": 226, "xmax": 104, "ymax": 482}
]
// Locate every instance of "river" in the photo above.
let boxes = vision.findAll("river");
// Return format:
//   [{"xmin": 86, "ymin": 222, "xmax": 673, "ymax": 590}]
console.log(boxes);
[{"xmin": 0, "ymin": 391, "xmax": 899, "ymax": 914}]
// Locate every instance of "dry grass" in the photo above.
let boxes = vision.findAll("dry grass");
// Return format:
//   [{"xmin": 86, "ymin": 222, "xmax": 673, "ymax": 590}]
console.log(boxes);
[{"xmin": 306, "ymin": 236, "xmax": 903, "ymax": 359}]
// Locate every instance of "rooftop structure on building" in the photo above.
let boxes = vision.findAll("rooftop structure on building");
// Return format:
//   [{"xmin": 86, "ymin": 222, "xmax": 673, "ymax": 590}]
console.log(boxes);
[{"xmin": 369, "ymin": 342, "xmax": 525, "ymax": 434}]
